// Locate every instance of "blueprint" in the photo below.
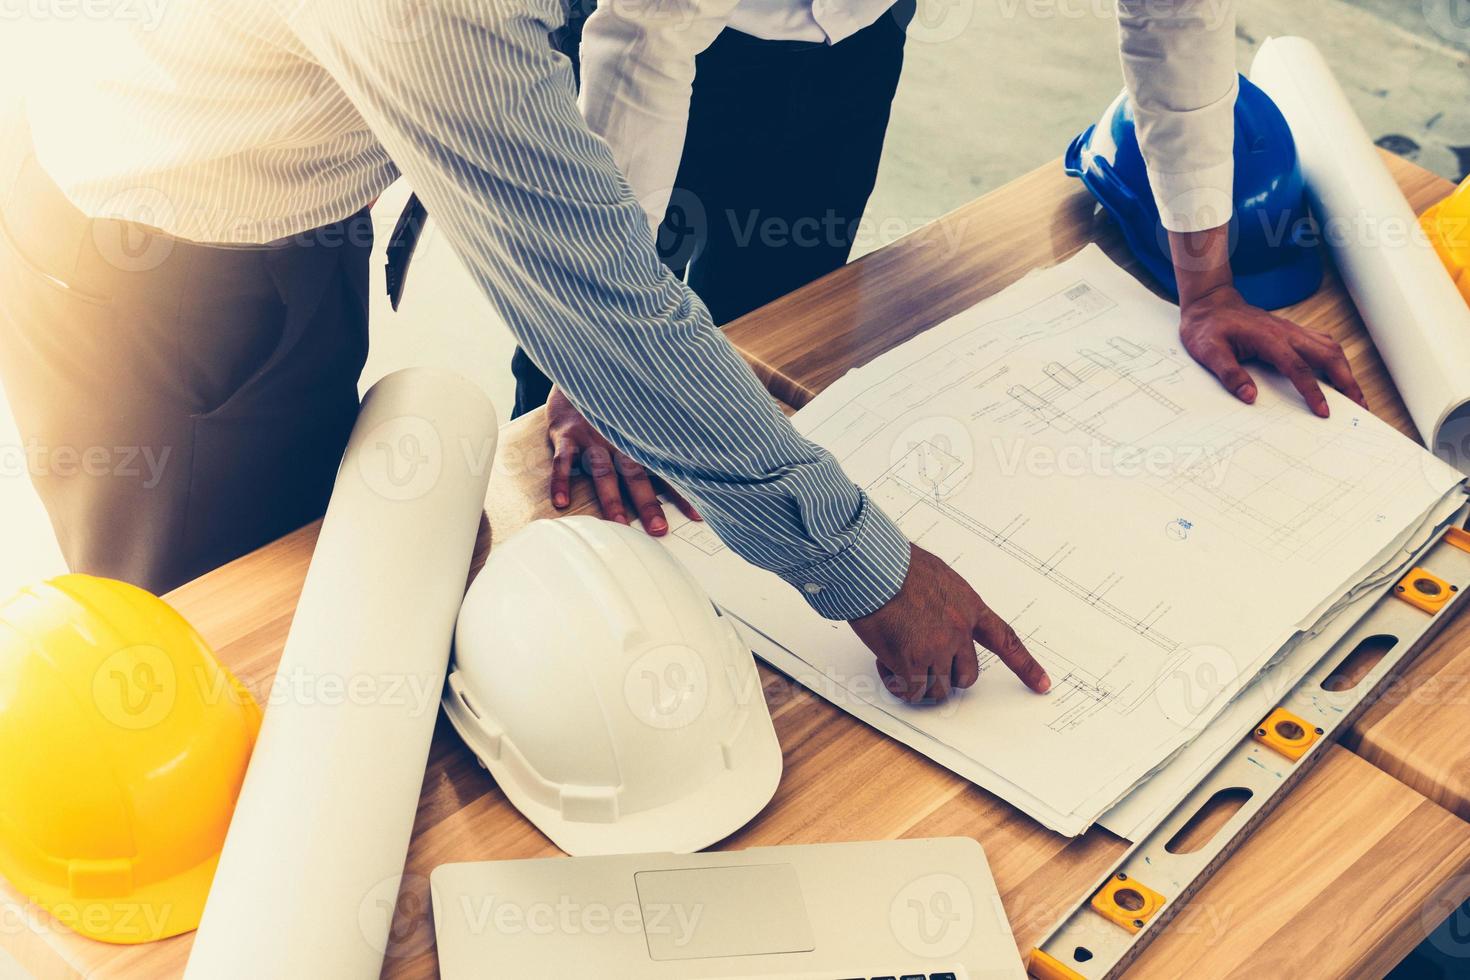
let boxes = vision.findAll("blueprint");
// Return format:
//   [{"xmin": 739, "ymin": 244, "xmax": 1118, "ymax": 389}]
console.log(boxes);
[
  {"xmin": 660, "ymin": 245, "xmax": 1468, "ymax": 834},
  {"xmin": 1094, "ymin": 490, "xmax": 1467, "ymax": 839}
]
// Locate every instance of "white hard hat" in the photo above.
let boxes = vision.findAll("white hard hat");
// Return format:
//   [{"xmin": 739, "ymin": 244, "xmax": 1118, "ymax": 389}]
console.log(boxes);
[{"xmin": 445, "ymin": 516, "xmax": 782, "ymax": 856}]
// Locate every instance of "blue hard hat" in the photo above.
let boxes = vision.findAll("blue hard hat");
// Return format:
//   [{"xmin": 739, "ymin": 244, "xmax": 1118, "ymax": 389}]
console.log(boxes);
[{"xmin": 1064, "ymin": 74, "xmax": 1323, "ymax": 310}]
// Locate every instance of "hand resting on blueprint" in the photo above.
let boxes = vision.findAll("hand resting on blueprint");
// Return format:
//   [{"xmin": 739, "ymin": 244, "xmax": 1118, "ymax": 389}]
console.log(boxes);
[
  {"xmin": 850, "ymin": 545, "xmax": 1052, "ymax": 704},
  {"xmin": 1170, "ymin": 226, "xmax": 1367, "ymax": 417},
  {"xmin": 546, "ymin": 385, "xmax": 702, "ymax": 535}
]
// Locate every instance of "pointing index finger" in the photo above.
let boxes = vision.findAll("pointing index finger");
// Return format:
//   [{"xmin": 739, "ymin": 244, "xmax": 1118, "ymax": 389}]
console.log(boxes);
[{"xmin": 973, "ymin": 604, "xmax": 1050, "ymax": 694}]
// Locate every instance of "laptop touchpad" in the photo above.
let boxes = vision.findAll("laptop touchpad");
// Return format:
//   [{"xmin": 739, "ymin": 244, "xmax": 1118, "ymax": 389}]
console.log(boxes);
[{"xmin": 634, "ymin": 864, "xmax": 816, "ymax": 961}]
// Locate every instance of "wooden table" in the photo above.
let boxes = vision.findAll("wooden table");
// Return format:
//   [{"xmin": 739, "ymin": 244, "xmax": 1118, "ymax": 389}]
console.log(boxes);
[
  {"xmin": 1346, "ymin": 601, "xmax": 1470, "ymax": 823},
  {"xmin": 6, "ymin": 155, "xmax": 1470, "ymax": 980}
]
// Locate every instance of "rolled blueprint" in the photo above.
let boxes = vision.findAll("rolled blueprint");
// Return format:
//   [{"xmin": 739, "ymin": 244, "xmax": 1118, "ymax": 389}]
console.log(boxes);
[
  {"xmin": 185, "ymin": 368, "xmax": 498, "ymax": 978},
  {"xmin": 1252, "ymin": 36, "xmax": 1470, "ymax": 471}
]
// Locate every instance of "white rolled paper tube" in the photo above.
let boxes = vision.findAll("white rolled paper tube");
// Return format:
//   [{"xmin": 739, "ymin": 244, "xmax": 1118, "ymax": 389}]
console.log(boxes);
[
  {"xmin": 185, "ymin": 368, "xmax": 498, "ymax": 978},
  {"xmin": 1252, "ymin": 36, "xmax": 1470, "ymax": 471}
]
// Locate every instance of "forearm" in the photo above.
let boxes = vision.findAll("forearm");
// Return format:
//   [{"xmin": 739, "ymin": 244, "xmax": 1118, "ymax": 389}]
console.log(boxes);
[
  {"xmin": 1168, "ymin": 224, "xmax": 1235, "ymax": 305},
  {"xmin": 579, "ymin": 0, "xmax": 739, "ymax": 231},
  {"xmin": 289, "ymin": 0, "xmax": 911, "ymax": 618},
  {"xmin": 1117, "ymin": 0, "xmax": 1237, "ymax": 233}
]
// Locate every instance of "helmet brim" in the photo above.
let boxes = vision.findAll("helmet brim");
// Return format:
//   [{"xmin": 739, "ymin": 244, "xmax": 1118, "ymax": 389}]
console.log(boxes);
[
  {"xmin": 444, "ymin": 675, "xmax": 784, "ymax": 858},
  {"xmin": 508, "ymin": 724, "xmax": 782, "ymax": 857},
  {"xmin": 16, "ymin": 852, "xmax": 217, "ymax": 944}
]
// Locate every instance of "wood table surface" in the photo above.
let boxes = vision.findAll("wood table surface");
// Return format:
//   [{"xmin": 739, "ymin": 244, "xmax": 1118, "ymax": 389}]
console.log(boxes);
[
  {"xmin": 726, "ymin": 149, "xmax": 1470, "ymax": 835},
  {"xmin": 1345, "ymin": 608, "xmax": 1470, "ymax": 823},
  {"xmin": 726, "ymin": 150, "xmax": 1448, "ymax": 427},
  {"xmin": 6, "ymin": 154, "xmax": 1470, "ymax": 980}
]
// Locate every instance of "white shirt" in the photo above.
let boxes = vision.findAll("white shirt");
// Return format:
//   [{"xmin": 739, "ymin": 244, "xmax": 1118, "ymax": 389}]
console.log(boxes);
[
  {"xmin": 580, "ymin": 0, "xmax": 1240, "ymax": 234},
  {"xmin": 20, "ymin": 1, "xmax": 915, "ymax": 621}
]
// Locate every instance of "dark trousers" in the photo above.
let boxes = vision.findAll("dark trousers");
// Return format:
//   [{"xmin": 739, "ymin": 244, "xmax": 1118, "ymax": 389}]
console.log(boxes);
[
  {"xmin": 510, "ymin": 12, "xmax": 909, "ymax": 418},
  {"xmin": 0, "ymin": 129, "xmax": 371, "ymax": 594}
]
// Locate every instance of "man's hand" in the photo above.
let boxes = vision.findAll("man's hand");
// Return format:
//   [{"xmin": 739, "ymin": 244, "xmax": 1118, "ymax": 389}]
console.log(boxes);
[
  {"xmin": 1180, "ymin": 284, "xmax": 1365, "ymax": 418},
  {"xmin": 849, "ymin": 545, "xmax": 1051, "ymax": 704},
  {"xmin": 546, "ymin": 386, "xmax": 700, "ymax": 535},
  {"xmin": 1170, "ymin": 226, "xmax": 1366, "ymax": 417}
]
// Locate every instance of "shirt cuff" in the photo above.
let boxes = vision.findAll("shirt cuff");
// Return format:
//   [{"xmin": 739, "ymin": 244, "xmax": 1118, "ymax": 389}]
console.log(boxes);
[
  {"xmin": 1149, "ymin": 158, "xmax": 1235, "ymax": 234},
  {"xmin": 779, "ymin": 496, "xmax": 913, "ymax": 621}
]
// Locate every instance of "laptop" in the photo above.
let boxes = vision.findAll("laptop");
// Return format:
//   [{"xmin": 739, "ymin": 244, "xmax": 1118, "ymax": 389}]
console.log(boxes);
[{"xmin": 431, "ymin": 837, "xmax": 1025, "ymax": 979}]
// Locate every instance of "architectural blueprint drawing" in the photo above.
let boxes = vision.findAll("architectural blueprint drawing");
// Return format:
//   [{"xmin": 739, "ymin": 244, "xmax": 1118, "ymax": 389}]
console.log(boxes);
[{"xmin": 660, "ymin": 246, "xmax": 1468, "ymax": 834}]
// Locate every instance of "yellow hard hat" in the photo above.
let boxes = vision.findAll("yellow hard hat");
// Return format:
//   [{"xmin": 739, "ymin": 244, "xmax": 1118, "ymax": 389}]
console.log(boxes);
[
  {"xmin": 1422, "ymin": 175, "xmax": 1470, "ymax": 305},
  {"xmin": 0, "ymin": 575, "xmax": 261, "ymax": 944}
]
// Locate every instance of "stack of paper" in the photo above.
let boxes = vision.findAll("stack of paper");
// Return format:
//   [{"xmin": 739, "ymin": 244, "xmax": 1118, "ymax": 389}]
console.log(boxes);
[{"xmin": 661, "ymin": 246, "xmax": 1467, "ymax": 836}]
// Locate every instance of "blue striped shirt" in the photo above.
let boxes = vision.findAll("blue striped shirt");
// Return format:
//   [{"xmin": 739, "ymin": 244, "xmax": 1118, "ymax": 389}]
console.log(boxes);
[{"xmin": 25, "ymin": 1, "xmax": 912, "ymax": 619}]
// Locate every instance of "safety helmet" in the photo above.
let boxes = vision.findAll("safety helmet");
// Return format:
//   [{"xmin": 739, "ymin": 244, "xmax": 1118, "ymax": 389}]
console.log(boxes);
[
  {"xmin": 1423, "ymin": 175, "xmax": 1470, "ymax": 306},
  {"xmin": 0, "ymin": 575, "xmax": 261, "ymax": 944},
  {"xmin": 445, "ymin": 516, "xmax": 782, "ymax": 856},
  {"xmin": 1065, "ymin": 74, "xmax": 1324, "ymax": 310}
]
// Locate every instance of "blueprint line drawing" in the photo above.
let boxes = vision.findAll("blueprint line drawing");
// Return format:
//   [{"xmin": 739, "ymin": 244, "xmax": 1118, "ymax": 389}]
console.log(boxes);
[
  {"xmin": 876, "ymin": 452, "xmax": 1181, "ymax": 651},
  {"xmin": 662, "ymin": 245, "xmax": 1469, "ymax": 833}
]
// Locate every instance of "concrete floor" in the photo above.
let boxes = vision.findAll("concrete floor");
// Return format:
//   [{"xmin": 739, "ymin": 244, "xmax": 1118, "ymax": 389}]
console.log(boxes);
[
  {"xmin": 875, "ymin": 0, "xmax": 1469, "ymax": 247},
  {"xmin": 0, "ymin": 3, "xmax": 1467, "ymax": 600}
]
